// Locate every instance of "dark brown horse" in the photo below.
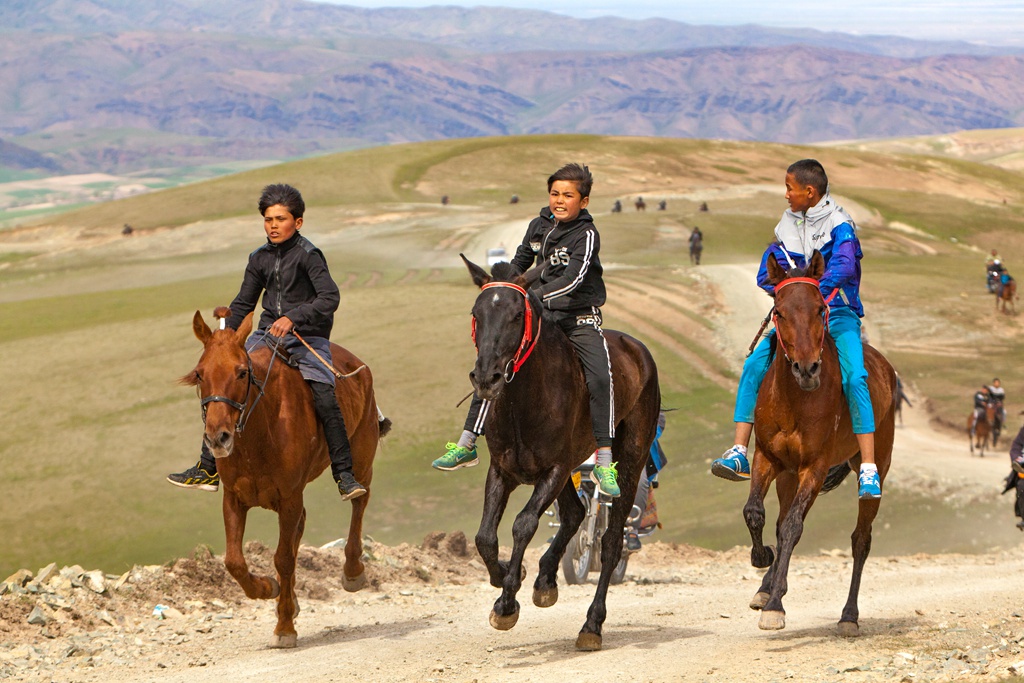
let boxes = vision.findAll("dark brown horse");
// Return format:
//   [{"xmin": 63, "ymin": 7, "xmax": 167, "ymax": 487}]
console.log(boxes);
[
  {"xmin": 968, "ymin": 404, "xmax": 994, "ymax": 456},
  {"xmin": 743, "ymin": 252, "xmax": 896, "ymax": 636},
  {"xmin": 634, "ymin": 196, "xmax": 646, "ymax": 212},
  {"xmin": 997, "ymin": 279, "xmax": 1017, "ymax": 315},
  {"xmin": 462, "ymin": 257, "xmax": 660, "ymax": 651},
  {"xmin": 183, "ymin": 309, "xmax": 390, "ymax": 647}
]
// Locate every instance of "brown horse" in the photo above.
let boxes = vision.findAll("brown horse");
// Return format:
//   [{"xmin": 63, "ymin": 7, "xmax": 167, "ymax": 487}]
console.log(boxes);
[
  {"xmin": 996, "ymin": 279, "xmax": 1017, "ymax": 315},
  {"xmin": 968, "ymin": 405, "xmax": 994, "ymax": 456},
  {"xmin": 462, "ymin": 257, "xmax": 660, "ymax": 651},
  {"xmin": 634, "ymin": 196, "xmax": 646, "ymax": 212},
  {"xmin": 743, "ymin": 251, "xmax": 897, "ymax": 636},
  {"xmin": 183, "ymin": 309, "xmax": 389, "ymax": 647}
]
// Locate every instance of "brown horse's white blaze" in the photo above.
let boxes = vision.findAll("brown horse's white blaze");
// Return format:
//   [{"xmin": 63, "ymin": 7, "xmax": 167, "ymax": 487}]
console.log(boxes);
[{"xmin": 183, "ymin": 309, "xmax": 388, "ymax": 649}]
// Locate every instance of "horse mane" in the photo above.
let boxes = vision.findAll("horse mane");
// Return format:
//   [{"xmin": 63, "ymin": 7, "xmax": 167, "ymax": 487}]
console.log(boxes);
[
  {"xmin": 489, "ymin": 262, "xmax": 518, "ymax": 282},
  {"xmin": 179, "ymin": 369, "xmax": 200, "ymax": 387}
]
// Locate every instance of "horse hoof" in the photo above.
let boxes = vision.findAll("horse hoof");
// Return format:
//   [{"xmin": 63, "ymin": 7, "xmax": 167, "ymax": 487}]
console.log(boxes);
[
  {"xmin": 575, "ymin": 632, "xmax": 602, "ymax": 651},
  {"xmin": 758, "ymin": 610, "xmax": 786, "ymax": 630},
  {"xmin": 489, "ymin": 608, "xmax": 520, "ymax": 631},
  {"xmin": 268, "ymin": 633, "xmax": 297, "ymax": 649},
  {"xmin": 749, "ymin": 592, "xmax": 770, "ymax": 610},
  {"xmin": 268, "ymin": 577, "xmax": 281, "ymax": 600},
  {"xmin": 533, "ymin": 587, "xmax": 558, "ymax": 608},
  {"xmin": 837, "ymin": 621, "xmax": 860, "ymax": 638},
  {"xmin": 342, "ymin": 571, "xmax": 367, "ymax": 593},
  {"xmin": 751, "ymin": 545, "xmax": 776, "ymax": 569}
]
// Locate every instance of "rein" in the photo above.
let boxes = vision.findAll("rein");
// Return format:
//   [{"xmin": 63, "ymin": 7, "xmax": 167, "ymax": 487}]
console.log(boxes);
[
  {"xmin": 472, "ymin": 281, "xmax": 542, "ymax": 382},
  {"xmin": 198, "ymin": 334, "xmax": 285, "ymax": 434},
  {"xmin": 770, "ymin": 277, "xmax": 840, "ymax": 363}
]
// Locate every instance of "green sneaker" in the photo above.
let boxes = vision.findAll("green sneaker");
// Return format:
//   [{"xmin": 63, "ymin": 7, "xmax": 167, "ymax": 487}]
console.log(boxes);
[
  {"xmin": 432, "ymin": 443, "xmax": 479, "ymax": 471},
  {"xmin": 591, "ymin": 462, "xmax": 620, "ymax": 497}
]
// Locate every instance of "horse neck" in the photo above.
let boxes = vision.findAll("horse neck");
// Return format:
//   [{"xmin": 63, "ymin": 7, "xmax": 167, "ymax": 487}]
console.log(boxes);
[{"xmin": 489, "ymin": 311, "xmax": 582, "ymax": 413}]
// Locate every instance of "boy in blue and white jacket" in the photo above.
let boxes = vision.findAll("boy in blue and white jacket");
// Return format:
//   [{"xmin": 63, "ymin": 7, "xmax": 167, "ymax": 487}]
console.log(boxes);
[{"xmin": 710, "ymin": 159, "xmax": 882, "ymax": 499}]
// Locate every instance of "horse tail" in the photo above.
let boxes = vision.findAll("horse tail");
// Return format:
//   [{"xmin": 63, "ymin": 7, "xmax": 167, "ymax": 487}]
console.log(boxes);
[
  {"xmin": 376, "ymin": 404, "xmax": 393, "ymax": 438},
  {"xmin": 821, "ymin": 462, "xmax": 852, "ymax": 494}
]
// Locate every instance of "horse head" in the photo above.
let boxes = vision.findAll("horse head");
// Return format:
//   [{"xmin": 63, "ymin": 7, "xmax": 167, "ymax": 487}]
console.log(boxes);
[
  {"xmin": 461, "ymin": 254, "xmax": 542, "ymax": 400},
  {"xmin": 181, "ymin": 308, "xmax": 255, "ymax": 458},
  {"xmin": 766, "ymin": 250, "xmax": 828, "ymax": 392}
]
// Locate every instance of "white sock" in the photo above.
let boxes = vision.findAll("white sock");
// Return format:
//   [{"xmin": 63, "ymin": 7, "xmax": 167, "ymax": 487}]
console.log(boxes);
[
  {"xmin": 596, "ymin": 446, "xmax": 612, "ymax": 468},
  {"xmin": 457, "ymin": 430, "xmax": 478, "ymax": 450},
  {"xmin": 860, "ymin": 463, "xmax": 878, "ymax": 474}
]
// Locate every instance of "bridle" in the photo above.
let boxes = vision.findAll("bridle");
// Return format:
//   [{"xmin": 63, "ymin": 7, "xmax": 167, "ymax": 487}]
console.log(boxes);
[
  {"xmin": 471, "ymin": 281, "xmax": 542, "ymax": 383},
  {"xmin": 197, "ymin": 335, "xmax": 284, "ymax": 434},
  {"xmin": 771, "ymin": 277, "xmax": 839, "ymax": 363}
]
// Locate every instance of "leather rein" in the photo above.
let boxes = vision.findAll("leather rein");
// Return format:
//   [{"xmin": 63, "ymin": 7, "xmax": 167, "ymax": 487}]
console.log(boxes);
[
  {"xmin": 471, "ymin": 281, "xmax": 542, "ymax": 383},
  {"xmin": 770, "ymin": 276, "xmax": 839, "ymax": 363}
]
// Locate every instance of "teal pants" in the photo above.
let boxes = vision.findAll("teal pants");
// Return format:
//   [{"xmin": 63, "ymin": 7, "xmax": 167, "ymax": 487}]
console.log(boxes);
[{"xmin": 733, "ymin": 307, "xmax": 875, "ymax": 434}]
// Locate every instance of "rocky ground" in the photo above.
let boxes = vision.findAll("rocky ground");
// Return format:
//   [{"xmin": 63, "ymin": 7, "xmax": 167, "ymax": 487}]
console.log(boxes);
[{"xmin": 5, "ymin": 533, "xmax": 1024, "ymax": 683}]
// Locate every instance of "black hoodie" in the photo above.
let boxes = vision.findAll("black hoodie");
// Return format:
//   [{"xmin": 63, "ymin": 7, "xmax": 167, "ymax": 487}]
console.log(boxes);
[{"xmin": 510, "ymin": 207, "xmax": 606, "ymax": 313}]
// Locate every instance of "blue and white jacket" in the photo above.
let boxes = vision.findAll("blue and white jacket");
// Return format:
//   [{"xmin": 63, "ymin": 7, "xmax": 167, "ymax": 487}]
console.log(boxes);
[{"xmin": 755, "ymin": 193, "xmax": 865, "ymax": 317}]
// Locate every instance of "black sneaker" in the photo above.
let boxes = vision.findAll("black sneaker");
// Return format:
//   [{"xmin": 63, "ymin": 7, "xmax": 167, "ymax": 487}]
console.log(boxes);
[
  {"xmin": 167, "ymin": 462, "xmax": 219, "ymax": 492},
  {"xmin": 337, "ymin": 472, "xmax": 367, "ymax": 501},
  {"xmin": 625, "ymin": 530, "xmax": 642, "ymax": 552}
]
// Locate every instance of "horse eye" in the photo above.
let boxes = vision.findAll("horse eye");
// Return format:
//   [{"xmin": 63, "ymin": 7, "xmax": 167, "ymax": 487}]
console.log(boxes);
[
  {"xmin": 514, "ymin": 311, "xmax": 523, "ymax": 321},
  {"xmin": 194, "ymin": 372, "xmax": 203, "ymax": 383},
  {"xmin": 237, "ymin": 368, "xmax": 248, "ymax": 380}
]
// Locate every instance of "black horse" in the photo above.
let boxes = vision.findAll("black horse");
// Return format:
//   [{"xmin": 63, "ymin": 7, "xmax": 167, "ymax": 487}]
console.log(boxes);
[{"xmin": 462, "ymin": 256, "xmax": 660, "ymax": 651}]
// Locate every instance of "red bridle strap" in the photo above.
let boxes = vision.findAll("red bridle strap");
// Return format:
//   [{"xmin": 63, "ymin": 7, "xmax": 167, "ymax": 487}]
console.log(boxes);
[
  {"xmin": 771, "ymin": 276, "xmax": 837, "ymax": 361},
  {"xmin": 472, "ymin": 281, "xmax": 542, "ymax": 376}
]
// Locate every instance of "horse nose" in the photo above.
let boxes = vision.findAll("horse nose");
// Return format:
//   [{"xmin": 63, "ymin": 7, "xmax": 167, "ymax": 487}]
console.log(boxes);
[
  {"xmin": 791, "ymin": 360, "xmax": 821, "ymax": 380},
  {"xmin": 470, "ymin": 369, "xmax": 503, "ymax": 398}
]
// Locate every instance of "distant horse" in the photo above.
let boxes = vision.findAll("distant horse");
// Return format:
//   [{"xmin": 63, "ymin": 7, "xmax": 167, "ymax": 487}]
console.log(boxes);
[
  {"xmin": 968, "ymin": 404, "xmax": 994, "ymax": 456},
  {"xmin": 462, "ymin": 256, "xmax": 660, "ymax": 651},
  {"xmin": 996, "ymin": 279, "xmax": 1017, "ymax": 315},
  {"xmin": 743, "ymin": 252, "xmax": 897, "ymax": 636},
  {"xmin": 634, "ymin": 197, "xmax": 646, "ymax": 212},
  {"xmin": 183, "ymin": 309, "xmax": 390, "ymax": 648},
  {"xmin": 689, "ymin": 230, "xmax": 703, "ymax": 266}
]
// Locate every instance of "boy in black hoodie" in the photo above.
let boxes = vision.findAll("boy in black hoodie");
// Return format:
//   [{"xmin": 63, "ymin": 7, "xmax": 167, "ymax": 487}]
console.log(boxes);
[
  {"xmin": 432, "ymin": 163, "xmax": 621, "ymax": 497},
  {"xmin": 167, "ymin": 183, "xmax": 366, "ymax": 501}
]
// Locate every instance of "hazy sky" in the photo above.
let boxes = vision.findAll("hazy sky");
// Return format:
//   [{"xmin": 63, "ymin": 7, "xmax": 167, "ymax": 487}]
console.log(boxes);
[{"xmin": 313, "ymin": 0, "xmax": 1024, "ymax": 47}]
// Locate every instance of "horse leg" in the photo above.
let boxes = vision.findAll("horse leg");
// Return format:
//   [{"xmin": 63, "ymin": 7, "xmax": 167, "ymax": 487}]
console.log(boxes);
[
  {"xmin": 749, "ymin": 470, "xmax": 796, "ymax": 611},
  {"xmin": 576, "ymin": 474, "xmax": 637, "ymax": 652},
  {"xmin": 489, "ymin": 472, "xmax": 563, "ymax": 631},
  {"xmin": 268, "ymin": 495, "xmax": 305, "ymax": 648},
  {"xmin": 222, "ymin": 492, "xmax": 279, "ymax": 600},
  {"xmin": 475, "ymin": 466, "xmax": 514, "ymax": 590},
  {"xmin": 342, "ymin": 492, "xmax": 371, "ymax": 592},
  {"xmin": 758, "ymin": 470, "xmax": 823, "ymax": 631},
  {"xmin": 838, "ymin": 496, "xmax": 881, "ymax": 636},
  {"xmin": 743, "ymin": 449, "xmax": 776, "ymax": 571},
  {"xmin": 533, "ymin": 477, "xmax": 581, "ymax": 609}
]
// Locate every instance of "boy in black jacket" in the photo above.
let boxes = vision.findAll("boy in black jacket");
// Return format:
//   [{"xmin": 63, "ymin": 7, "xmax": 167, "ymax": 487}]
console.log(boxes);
[
  {"xmin": 167, "ymin": 184, "xmax": 366, "ymax": 500},
  {"xmin": 432, "ymin": 163, "xmax": 621, "ymax": 497}
]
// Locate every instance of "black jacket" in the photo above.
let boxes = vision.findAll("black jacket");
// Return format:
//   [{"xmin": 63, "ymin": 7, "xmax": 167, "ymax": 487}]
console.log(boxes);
[
  {"xmin": 226, "ymin": 233, "xmax": 340, "ymax": 338},
  {"xmin": 510, "ymin": 207, "xmax": 606, "ymax": 313}
]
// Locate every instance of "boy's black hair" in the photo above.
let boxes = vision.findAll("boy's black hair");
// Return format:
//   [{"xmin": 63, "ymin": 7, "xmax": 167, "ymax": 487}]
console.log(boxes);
[
  {"xmin": 258, "ymin": 183, "xmax": 305, "ymax": 219},
  {"xmin": 548, "ymin": 163, "xmax": 593, "ymax": 198},
  {"xmin": 787, "ymin": 159, "xmax": 829, "ymax": 197}
]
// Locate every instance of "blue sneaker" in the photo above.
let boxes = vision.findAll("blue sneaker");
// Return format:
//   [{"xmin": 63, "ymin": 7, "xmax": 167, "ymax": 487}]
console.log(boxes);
[
  {"xmin": 858, "ymin": 468, "xmax": 882, "ymax": 499},
  {"xmin": 711, "ymin": 445, "xmax": 750, "ymax": 481}
]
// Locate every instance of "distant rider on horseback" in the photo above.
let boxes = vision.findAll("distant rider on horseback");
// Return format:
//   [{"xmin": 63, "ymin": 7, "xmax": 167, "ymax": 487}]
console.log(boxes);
[
  {"xmin": 970, "ymin": 385, "xmax": 992, "ymax": 431},
  {"xmin": 710, "ymin": 159, "xmax": 882, "ymax": 499}
]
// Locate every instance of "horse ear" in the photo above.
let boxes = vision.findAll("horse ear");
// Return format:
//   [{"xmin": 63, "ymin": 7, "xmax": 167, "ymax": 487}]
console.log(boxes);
[
  {"xmin": 235, "ymin": 312, "xmax": 254, "ymax": 345},
  {"xmin": 193, "ymin": 310, "xmax": 213, "ymax": 344},
  {"xmin": 807, "ymin": 250, "xmax": 825, "ymax": 280},
  {"xmin": 460, "ymin": 253, "xmax": 491, "ymax": 288},
  {"xmin": 766, "ymin": 253, "xmax": 786, "ymax": 286}
]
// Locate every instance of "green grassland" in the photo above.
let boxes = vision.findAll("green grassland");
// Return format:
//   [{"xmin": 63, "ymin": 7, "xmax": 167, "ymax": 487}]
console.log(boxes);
[{"xmin": 1, "ymin": 134, "xmax": 1023, "ymax": 576}]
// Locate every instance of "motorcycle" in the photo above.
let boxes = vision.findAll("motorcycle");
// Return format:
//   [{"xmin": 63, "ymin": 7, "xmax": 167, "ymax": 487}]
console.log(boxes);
[{"xmin": 546, "ymin": 463, "xmax": 657, "ymax": 585}]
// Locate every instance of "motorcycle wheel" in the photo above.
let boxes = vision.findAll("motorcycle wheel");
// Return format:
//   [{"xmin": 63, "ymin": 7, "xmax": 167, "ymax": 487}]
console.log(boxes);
[{"xmin": 558, "ymin": 497, "xmax": 593, "ymax": 585}]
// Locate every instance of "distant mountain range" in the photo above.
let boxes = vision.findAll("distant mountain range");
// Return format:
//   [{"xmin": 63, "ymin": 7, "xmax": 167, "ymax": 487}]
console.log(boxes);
[{"xmin": 2, "ymin": 0, "xmax": 1023, "ymax": 175}]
